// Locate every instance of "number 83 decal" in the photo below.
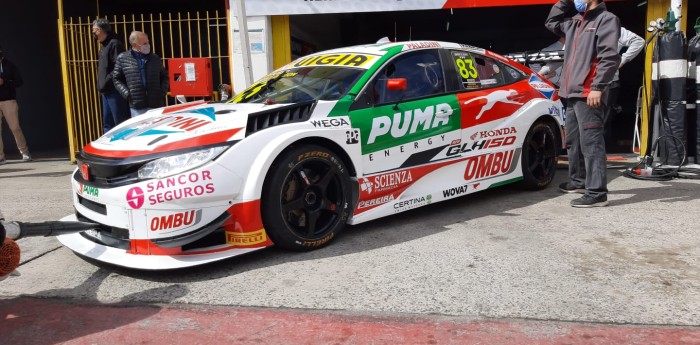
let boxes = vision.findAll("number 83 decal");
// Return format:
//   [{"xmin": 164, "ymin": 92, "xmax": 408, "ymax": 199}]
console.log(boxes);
[{"xmin": 454, "ymin": 57, "xmax": 478, "ymax": 79}]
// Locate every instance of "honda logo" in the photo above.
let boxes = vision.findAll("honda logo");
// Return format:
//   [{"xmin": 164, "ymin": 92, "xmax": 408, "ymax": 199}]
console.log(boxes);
[{"xmin": 80, "ymin": 162, "xmax": 90, "ymax": 181}]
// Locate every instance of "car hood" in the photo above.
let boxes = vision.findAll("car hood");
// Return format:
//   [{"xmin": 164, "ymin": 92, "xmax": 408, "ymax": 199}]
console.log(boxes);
[{"xmin": 84, "ymin": 101, "xmax": 278, "ymax": 158}]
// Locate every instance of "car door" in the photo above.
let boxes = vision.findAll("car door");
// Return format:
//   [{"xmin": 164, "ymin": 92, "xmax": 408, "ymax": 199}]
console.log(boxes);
[
  {"xmin": 449, "ymin": 50, "xmax": 528, "ymax": 155},
  {"xmin": 348, "ymin": 49, "xmax": 461, "ymax": 212},
  {"xmin": 349, "ymin": 49, "xmax": 461, "ymax": 175}
]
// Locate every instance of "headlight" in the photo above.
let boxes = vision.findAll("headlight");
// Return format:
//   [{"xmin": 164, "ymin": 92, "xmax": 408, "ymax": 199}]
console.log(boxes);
[{"xmin": 138, "ymin": 146, "xmax": 228, "ymax": 179}]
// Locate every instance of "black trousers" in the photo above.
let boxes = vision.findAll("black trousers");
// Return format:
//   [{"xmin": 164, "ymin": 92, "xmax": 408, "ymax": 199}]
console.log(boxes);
[
  {"xmin": 602, "ymin": 81, "xmax": 621, "ymax": 151},
  {"xmin": 565, "ymin": 97, "xmax": 608, "ymax": 197}
]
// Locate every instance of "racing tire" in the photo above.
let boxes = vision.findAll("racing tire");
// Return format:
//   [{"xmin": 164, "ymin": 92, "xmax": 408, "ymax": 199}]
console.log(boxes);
[
  {"xmin": 519, "ymin": 121, "xmax": 558, "ymax": 190},
  {"xmin": 261, "ymin": 145, "xmax": 351, "ymax": 251}
]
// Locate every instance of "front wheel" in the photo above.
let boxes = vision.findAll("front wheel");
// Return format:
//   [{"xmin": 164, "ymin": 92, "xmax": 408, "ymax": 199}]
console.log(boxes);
[
  {"xmin": 261, "ymin": 145, "xmax": 351, "ymax": 251},
  {"xmin": 520, "ymin": 122, "xmax": 558, "ymax": 190}
]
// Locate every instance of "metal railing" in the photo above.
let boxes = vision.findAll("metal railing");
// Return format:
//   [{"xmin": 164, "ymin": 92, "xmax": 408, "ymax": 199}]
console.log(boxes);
[{"xmin": 59, "ymin": 11, "xmax": 230, "ymax": 162}]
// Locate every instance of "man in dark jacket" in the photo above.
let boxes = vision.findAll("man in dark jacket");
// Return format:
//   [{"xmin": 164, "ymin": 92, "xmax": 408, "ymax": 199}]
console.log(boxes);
[
  {"xmin": 0, "ymin": 44, "xmax": 31, "ymax": 164},
  {"xmin": 546, "ymin": 0, "xmax": 621, "ymax": 207},
  {"xmin": 93, "ymin": 19, "xmax": 129, "ymax": 133},
  {"xmin": 113, "ymin": 31, "xmax": 169, "ymax": 117}
]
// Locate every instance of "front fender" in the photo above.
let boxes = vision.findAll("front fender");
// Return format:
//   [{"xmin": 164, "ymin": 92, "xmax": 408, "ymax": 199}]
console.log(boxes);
[{"xmin": 216, "ymin": 122, "xmax": 364, "ymax": 202}]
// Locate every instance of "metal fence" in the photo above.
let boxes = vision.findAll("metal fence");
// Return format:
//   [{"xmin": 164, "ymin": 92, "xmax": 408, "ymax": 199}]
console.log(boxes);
[{"xmin": 59, "ymin": 11, "xmax": 230, "ymax": 161}]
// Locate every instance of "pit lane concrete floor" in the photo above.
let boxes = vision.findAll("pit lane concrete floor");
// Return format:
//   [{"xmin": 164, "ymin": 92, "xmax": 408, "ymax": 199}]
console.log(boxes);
[{"xmin": 1, "ymin": 156, "xmax": 700, "ymax": 344}]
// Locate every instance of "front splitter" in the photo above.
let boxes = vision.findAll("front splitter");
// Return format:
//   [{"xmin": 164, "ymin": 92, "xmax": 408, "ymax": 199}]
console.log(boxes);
[{"xmin": 56, "ymin": 215, "xmax": 265, "ymax": 270}]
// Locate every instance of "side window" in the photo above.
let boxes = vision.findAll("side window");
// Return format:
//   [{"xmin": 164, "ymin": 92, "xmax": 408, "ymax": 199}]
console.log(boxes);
[
  {"xmin": 370, "ymin": 50, "xmax": 445, "ymax": 105},
  {"xmin": 502, "ymin": 64, "xmax": 528, "ymax": 84},
  {"xmin": 451, "ymin": 51, "xmax": 510, "ymax": 90},
  {"xmin": 451, "ymin": 51, "xmax": 481, "ymax": 90},
  {"xmin": 473, "ymin": 55, "xmax": 505, "ymax": 88}
]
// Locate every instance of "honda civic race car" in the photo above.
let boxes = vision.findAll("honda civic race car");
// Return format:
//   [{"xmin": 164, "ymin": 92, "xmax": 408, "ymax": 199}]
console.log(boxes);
[{"xmin": 58, "ymin": 41, "xmax": 565, "ymax": 269}]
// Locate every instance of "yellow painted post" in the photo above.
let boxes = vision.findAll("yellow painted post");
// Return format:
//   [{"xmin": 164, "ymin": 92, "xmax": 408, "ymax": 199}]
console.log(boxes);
[
  {"xmin": 187, "ymin": 11, "xmax": 193, "ymax": 58},
  {"xmin": 158, "ymin": 13, "xmax": 165, "ymax": 60},
  {"xmin": 57, "ymin": 0, "xmax": 78, "ymax": 162},
  {"xmin": 642, "ymin": 0, "xmax": 688, "ymax": 155},
  {"xmin": 196, "ymin": 11, "xmax": 202, "ymax": 58},
  {"xmin": 178, "ymin": 12, "xmax": 184, "ymax": 57},
  {"xmin": 225, "ymin": 8, "xmax": 233, "ymax": 86},
  {"xmin": 120, "ymin": 14, "xmax": 128, "ymax": 46},
  {"xmin": 207, "ymin": 10, "xmax": 222, "ymax": 95},
  {"xmin": 271, "ymin": 15, "xmax": 291, "ymax": 70},
  {"xmin": 68, "ymin": 19, "xmax": 85, "ymax": 149},
  {"xmin": 216, "ymin": 10, "xmax": 225, "ymax": 85},
  {"xmin": 76, "ymin": 17, "xmax": 93, "ymax": 142},
  {"xmin": 682, "ymin": 0, "xmax": 688, "ymax": 30},
  {"xmin": 86, "ymin": 16, "xmax": 101, "ymax": 141},
  {"xmin": 169, "ymin": 13, "xmax": 175, "ymax": 59}
]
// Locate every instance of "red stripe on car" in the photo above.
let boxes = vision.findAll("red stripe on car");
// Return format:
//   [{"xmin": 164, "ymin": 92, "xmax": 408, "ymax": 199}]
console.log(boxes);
[
  {"xmin": 161, "ymin": 100, "xmax": 208, "ymax": 114},
  {"xmin": 84, "ymin": 128, "xmax": 242, "ymax": 158}
]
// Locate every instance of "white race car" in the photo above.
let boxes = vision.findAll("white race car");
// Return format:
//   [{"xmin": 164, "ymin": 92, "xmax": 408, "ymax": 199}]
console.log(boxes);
[{"xmin": 59, "ymin": 41, "xmax": 565, "ymax": 269}]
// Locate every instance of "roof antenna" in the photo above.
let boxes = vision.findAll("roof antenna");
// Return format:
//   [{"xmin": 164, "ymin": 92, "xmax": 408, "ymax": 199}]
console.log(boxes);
[
  {"xmin": 409, "ymin": 26, "xmax": 412, "ymax": 41},
  {"xmin": 394, "ymin": 21, "xmax": 397, "ymax": 42},
  {"xmin": 377, "ymin": 37, "xmax": 391, "ymax": 44},
  {"xmin": 447, "ymin": 8, "xmax": 453, "ymax": 32}
]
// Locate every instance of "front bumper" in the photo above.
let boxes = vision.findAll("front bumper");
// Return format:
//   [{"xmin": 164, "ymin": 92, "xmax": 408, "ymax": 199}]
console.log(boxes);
[
  {"xmin": 63, "ymin": 158, "xmax": 275, "ymax": 268},
  {"xmin": 57, "ymin": 214, "xmax": 265, "ymax": 269}
]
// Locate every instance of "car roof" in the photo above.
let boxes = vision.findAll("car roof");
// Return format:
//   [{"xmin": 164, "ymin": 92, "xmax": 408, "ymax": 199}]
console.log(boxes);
[
  {"xmin": 280, "ymin": 40, "xmax": 526, "ymax": 76},
  {"xmin": 315, "ymin": 40, "xmax": 488, "ymax": 57}
]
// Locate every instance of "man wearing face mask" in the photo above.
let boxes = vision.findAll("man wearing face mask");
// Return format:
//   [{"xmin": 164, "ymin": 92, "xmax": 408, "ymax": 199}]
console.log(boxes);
[
  {"xmin": 0, "ymin": 44, "xmax": 31, "ymax": 165},
  {"xmin": 93, "ymin": 19, "xmax": 129, "ymax": 133},
  {"xmin": 546, "ymin": 0, "xmax": 621, "ymax": 207},
  {"xmin": 113, "ymin": 31, "xmax": 169, "ymax": 117}
]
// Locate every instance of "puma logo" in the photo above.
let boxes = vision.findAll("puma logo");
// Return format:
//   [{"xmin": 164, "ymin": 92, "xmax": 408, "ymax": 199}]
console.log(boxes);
[{"xmin": 462, "ymin": 90, "xmax": 524, "ymax": 120}]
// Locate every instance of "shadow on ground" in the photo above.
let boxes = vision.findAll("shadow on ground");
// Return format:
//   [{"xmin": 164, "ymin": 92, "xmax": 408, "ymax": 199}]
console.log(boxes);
[{"xmin": 67, "ymin": 165, "xmax": 700, "ymax": 285}]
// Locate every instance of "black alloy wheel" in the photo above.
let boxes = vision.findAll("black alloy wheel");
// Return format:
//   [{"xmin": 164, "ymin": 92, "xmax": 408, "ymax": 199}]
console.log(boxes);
[
  {"xmin": 520, "ymin": 122, "xmax": 558, "ymax": 190},
  {"xmin": 261, "ymin": 145, "xmax": 351, "ymax": 251}
]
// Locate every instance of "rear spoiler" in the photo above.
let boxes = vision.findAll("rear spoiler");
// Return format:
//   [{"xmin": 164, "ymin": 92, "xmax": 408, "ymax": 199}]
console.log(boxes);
[{"xmin": 504, "ymin": 50, "xmax": 564, "ymax": 64}]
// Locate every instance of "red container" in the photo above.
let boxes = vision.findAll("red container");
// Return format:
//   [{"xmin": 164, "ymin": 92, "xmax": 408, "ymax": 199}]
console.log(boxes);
[{"xmin": 168, "ymin": 58, "xmax": 214, "ymax": 97}]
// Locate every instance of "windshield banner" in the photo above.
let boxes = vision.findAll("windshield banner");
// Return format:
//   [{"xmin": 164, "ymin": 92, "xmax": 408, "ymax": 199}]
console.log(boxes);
[{"xmin": 292, "ymin": 54, "xmax": 378, "ymax": 69}]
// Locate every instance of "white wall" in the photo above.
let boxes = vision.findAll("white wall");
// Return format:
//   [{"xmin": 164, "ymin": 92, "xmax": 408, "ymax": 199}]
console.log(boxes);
[{"xmin": 229, "ymin": 14, "xmax": 274, "ymax": 93}]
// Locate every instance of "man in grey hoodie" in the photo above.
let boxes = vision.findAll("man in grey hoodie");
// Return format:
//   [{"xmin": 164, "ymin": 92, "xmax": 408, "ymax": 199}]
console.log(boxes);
[{"xmin": 546, "ymin": 0, "xmax": 621, "ymax": 207}]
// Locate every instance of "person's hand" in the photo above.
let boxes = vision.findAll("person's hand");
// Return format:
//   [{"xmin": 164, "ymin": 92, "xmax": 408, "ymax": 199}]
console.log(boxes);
[
  {"xmin": 0, "ymin": 78, "xmax": 4, "ymax": 86},
  {"xmin": 587, "ymin": 90, "xmax": 602, "ymax": 108},
  {"xmin": 537, "ymin": 71, "xmax": 556, "ymax": 81}
]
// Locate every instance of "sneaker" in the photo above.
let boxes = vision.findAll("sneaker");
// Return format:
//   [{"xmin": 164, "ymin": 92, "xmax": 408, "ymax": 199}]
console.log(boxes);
[
  {"xmin": 22, "ymin": 154, "xmax": 32, "ymax": 162},
  {"xmin": 559, "ymin": 182, "xmax": 585, "ymax": 194},
  {"xmin": 0, "ymin": 158, "xmax": 6, "ymax": 165},
  {"xmin": 571, "ymin": 194, "xmax": 609, "ymax": 208}
]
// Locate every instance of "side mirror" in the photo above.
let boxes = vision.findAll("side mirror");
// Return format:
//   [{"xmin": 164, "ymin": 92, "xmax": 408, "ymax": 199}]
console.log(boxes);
[{"xmin": 387, "ymin": 78, "xmax": 407, "ymax": 91}]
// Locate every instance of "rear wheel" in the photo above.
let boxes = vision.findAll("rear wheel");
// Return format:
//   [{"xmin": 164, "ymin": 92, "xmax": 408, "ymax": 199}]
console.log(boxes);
[
  {"xmin": 520, "ymin": 122, "xmax": 558, "ymax": 190},
  {"xmin": 261, "ymin": 145, "xmax": 351, "ymax": 251}
]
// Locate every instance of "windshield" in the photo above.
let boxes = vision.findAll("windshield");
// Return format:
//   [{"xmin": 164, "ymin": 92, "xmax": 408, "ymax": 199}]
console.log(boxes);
[{"xmin": 231, "ymin": 66, "xmax": 364, "ymax": 104}]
